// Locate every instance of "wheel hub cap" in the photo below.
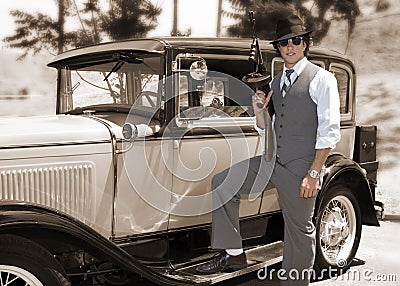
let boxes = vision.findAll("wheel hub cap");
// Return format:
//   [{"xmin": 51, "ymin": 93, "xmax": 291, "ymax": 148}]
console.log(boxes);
[{"xmin": 319, "ymin": 195, "xmax": 357, "ymax": 265}]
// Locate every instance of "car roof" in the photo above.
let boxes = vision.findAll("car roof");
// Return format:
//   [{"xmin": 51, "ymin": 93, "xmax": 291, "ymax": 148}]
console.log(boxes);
[{"xmin": 47, "ymin": 37, "xmax": 353, "ymax": 68}]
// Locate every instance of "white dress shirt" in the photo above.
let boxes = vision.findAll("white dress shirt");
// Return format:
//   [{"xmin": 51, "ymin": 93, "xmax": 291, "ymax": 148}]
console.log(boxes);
[{"xmin": 256, "ymin": 57, "xmax": 341, "ymax": 150}]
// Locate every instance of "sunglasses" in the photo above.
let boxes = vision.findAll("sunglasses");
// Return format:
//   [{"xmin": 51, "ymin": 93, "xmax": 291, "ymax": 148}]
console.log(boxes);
[{"xmin": 278, "ymin": 36, "xmax": 304, "ymax": 47}]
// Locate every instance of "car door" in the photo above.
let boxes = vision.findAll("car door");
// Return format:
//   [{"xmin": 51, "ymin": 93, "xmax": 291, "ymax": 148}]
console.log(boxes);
[{"xmin": 168, "ymin": 54, "xmax": 266, "ymax": 229}]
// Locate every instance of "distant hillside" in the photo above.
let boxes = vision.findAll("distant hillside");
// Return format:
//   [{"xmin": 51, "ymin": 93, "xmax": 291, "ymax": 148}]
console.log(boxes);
[
  {"xmin": 0, "ymin": 49, "xmax": 56, "ymax": 96},
  {"xmin": 320, "ymin": 0, "xmax": 400, "ymax": 74},
  {"xmin": 349, "ymin": 0, "xmax": 400, "ymax": 74},
  {"xmin": 0, "ymin": 50, "xmax": 56, "ymax": 116}
]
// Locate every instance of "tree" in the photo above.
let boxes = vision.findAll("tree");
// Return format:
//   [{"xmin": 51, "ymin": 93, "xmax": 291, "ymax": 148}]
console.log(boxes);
[
  {"xmin": 3, "ymin": 0, "xmax": 76, "ymax": 59},
  {"xmin": 223, "ymin": 1, "xmax": 295, "ymax": 40},
  {"xmin": 100, "ymin": 0, "xmax": 161, "ymax": 40},
  {"xmin": 170, "ymin": 0, "xmax": 191, "ymax": 36},
  {"xmin": 3, "ymin": 0, "xmax": 161, "ymax": 59},
  {"xmin": 172, "ymin": 0, "xmax": 178, "ymax": 36},
  {"xmin": 223, "ymin": 0, "xmax": 360, "ymax": 46}
]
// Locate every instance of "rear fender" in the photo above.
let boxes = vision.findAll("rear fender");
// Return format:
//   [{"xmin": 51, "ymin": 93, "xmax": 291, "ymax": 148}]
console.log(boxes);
[{"xmin": 316, "ymin": 154, "xmax": 379, "ymax": 226}]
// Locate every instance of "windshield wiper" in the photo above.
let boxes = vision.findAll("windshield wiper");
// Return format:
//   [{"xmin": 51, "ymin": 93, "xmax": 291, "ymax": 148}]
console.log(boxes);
[
  {"xmin": 104, "ymin": 61, "xmax": 125, "ymax": 81},
  {"xmin": 103, "ymin": 52, "xmax": 144, "ymax": 81}
]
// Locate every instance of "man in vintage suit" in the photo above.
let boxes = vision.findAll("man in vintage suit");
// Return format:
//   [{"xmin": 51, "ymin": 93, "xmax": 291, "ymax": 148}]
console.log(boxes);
[{"xmin": 196, "ymin": 14, "xmax": 341, "ymax": 286}]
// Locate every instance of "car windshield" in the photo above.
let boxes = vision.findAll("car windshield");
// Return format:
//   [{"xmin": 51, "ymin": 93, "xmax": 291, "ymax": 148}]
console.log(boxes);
[{"xmin": 58, "ymin": 52, "xmax": 162, "ymax": 114}]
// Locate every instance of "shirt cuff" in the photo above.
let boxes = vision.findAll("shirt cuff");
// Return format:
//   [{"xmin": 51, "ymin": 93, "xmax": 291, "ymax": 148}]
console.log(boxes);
[
  {"xmin": 315, "ymin": 134, "xmax": 341, "ymax": 149},
  {"xmin": 253, "ymin": 122, "xmax": 265, "ymax": 134}
]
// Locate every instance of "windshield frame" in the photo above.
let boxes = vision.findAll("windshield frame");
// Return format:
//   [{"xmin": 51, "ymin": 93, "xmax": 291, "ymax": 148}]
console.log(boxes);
[{"xmin": 56, "ymin": 51, "xmax": 165, "ymax": 118}]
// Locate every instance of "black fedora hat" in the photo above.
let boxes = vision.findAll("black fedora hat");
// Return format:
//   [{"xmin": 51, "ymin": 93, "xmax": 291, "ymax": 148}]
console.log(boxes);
[{"xmin": 271, "ymin": 15, "xmax": 312, "ymax": 43}]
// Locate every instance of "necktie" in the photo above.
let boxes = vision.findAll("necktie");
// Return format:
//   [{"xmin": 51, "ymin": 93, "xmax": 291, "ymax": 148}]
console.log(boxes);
[
  {"xmin": 282, "ymin": 69, "xmax": 294, "ymax": 97},
  {"xmin": 263, "ymin": 108, "xmax": 274, "ymax": 161}
]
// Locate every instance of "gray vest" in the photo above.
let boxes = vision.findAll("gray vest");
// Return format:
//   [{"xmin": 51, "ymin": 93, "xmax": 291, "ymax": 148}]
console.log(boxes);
[{"xmin": 271, "ymin": 63, "xmax": 320, "ymax": 164}]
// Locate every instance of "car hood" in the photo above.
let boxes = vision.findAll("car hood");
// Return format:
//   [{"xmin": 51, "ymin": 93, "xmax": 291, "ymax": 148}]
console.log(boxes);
[{"xmin": 0, "ymin": 115, "xmax": 111, "ymax": 148}]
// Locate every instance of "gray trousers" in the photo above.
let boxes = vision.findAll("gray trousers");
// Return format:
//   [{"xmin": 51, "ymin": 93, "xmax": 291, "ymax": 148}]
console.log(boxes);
[{"xmin": 211, "ymin": 155, "xmax": 316, "ymax": 286}]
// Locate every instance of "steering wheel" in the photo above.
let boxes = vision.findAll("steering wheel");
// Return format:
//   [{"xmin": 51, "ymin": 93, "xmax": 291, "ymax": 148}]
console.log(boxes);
[{"xmin": 139, "ymin": 91, "xmax": 158, "ymax": 108}]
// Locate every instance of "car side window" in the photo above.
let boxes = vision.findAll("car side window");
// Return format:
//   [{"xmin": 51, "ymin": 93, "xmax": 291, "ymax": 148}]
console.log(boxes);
[
  {"xmin": 179, "ymin": 74, "xmax": 251, "ymax": 119},
  {"xmin": 176, "ymin": 55, "xmax": 254, "ymax": 121},
  {"xmin": 329, "ymin": 64, "xmax": 353, "ymax": 121}
]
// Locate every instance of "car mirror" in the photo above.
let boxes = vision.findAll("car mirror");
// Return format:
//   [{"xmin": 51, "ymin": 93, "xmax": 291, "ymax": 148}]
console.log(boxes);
[{"xmin": 189, "ymin": 60, "xmax": 208, "ymax": 81}]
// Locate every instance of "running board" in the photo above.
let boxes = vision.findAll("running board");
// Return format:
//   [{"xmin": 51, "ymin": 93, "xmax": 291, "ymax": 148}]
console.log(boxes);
[{"xmin": 159, "ymin": 241, "xmax": 283, "ymax": 285}]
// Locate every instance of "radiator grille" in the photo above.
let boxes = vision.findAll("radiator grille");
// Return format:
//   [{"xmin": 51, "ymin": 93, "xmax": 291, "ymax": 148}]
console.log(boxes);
[{"xmin": 0, "ymin": 162, "xmax": 95, "ymax": 222}]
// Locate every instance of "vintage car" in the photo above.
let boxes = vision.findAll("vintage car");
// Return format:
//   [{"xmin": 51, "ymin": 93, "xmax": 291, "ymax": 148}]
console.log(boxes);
[{"xmin": 0, "ymin": 37, "xmax": 380, "ymax": 286}]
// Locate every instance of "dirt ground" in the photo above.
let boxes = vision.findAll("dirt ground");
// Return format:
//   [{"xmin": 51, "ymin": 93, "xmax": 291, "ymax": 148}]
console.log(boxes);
[{"xmin": 220, "ymin": 219, "xmax": 400, "ymax": 286}]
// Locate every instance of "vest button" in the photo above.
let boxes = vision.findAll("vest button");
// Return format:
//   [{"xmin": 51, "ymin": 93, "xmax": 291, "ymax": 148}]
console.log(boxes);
[
  {"xmin": 280, "ymin": 125, "xmax": 283, "ymax": 128},
  {"xmin": 281, "ymin": 113, "xmax": 284, "ymax": 117}
]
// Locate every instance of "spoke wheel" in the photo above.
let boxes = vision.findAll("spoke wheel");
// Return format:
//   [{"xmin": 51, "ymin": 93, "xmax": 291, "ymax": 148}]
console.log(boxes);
[
  {"xmin": 0, "ymin": 265, "xmax": 43, "ymax": 286},
  {"xmin": 315, "ymin": 183, "xmax": 362, "ymax": 271},
  {"xmin": 0, "ymin": 235, "xmax": 71, "ymax": 286}
]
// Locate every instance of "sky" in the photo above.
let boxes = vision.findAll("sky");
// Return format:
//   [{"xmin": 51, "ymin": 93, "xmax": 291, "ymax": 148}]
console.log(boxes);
[{"xmin": 0, "ymin": 0, "xmax": 228, "ymax": 47}]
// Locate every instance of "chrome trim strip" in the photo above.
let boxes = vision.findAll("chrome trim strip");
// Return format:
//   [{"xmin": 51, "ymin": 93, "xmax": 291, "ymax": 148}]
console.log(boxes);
[
  {"xmin": 0, "ymin": 140, "xmax": 112, "ymax": 150},
  {"xmin": 113, "ymin": 131, "xmax": 260, "ymax": 144}
]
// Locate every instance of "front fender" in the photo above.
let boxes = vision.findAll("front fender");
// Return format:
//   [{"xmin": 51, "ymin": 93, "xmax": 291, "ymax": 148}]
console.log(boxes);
[
  {"xmin": 316, "ymin": 153, "xmax": 379, "ymax": 226},
  {"xmin": 0, "ymin": 203, "xmax": 206, "ymax": 286}
]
